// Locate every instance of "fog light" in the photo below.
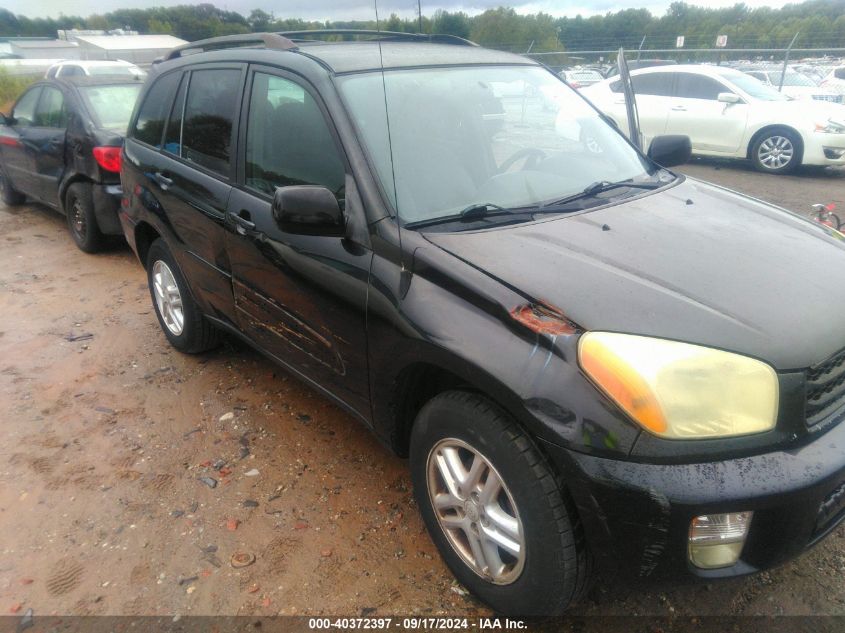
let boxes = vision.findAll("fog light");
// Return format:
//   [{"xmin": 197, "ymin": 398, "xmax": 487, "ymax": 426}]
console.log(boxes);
[
  {"xmin": 688, "ymin": 512, "xmax": 752, "ymax": 569},
  {"xmin": 824, "ymin": 148, "xmax": 845, "ymax": 160}
]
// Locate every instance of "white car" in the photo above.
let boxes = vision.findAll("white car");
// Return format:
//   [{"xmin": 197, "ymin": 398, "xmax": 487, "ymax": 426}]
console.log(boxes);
[
  {"xmin": 821, "ymin": 66, "xmax": 845, "ymax": 96},
  {"xmin": 581, "ymin": 64, "xmax": 845, "ymax": 173},
  {"xmin": 45, "ymin": 60, "xmax": 146, "ymax": 79},
  {"xmin": 739, "ymin": 67, "xmax": 843, "ymax": 104}
]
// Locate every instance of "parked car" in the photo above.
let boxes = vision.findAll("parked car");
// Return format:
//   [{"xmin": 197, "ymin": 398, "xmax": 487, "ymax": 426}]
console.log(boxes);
[
  {"xmin": 559, "ymin": 69, "xmax": 604, "ymax": 89},
  {"xmin": 0, "ymin": 76, "xmax": 142, "ymax": 251},
  {"xmin": 737, "ymin": 65, "xmax": 843, "ymax": 103},
  {"xmin": 582, "ymin": 64, "xmax": 845, "ymax": 173},
  {"xmin": 821, "ymin": 66, "xmax": 845, "ymax": 96},
  {"xmin": 121, "ymin": 32, "xmax": 845, "ymax": 615},
  {"xmin": 46, "ymin": 60, "xmax": 146, "ymax": 79}
]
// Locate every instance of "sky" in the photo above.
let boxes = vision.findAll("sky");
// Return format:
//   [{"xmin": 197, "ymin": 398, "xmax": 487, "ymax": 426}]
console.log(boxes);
[{"xmin": 5, "ymin": 0, "xmax": 796, "ymax": 21}]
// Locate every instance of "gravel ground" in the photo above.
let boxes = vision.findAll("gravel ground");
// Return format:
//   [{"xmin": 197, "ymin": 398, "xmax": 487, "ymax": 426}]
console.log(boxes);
[{"xmin": 0, "ymin": 158, "xmax": 844, "ymax": 623}]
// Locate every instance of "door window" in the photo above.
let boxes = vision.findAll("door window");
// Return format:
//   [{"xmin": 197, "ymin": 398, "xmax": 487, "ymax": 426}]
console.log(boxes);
[
  {"xmin": 674, "ymin": 73, "xmax": 728, "ymax": 100},
  {"xmin": 34, "ymin": 86, "xmax": 66, "ymax": 128},
  {"xmin": 244, "ymin": 72, "xmax": 345, "ymax": 199},
  {"xmin": 610, "ymin": 73, "xmax": 673, "ymax": 96},
  {"xmin": 131, "ymin": 71, "xmax": 181, "ymax": 148},
  {"xmin": 60, "ymin": 65, "xmax": 85, "ymax": 77},
  {"xmin": 180, "ymin": 68, "xmax": 241, "ymax": 176},
  {"xmin": 11, "ymin": 87, "xmax": 42, "ymax": 127}
]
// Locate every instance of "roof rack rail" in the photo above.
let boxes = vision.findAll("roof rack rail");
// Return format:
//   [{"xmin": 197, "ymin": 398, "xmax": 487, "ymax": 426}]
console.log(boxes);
[
  {"xmin": 162, "ymin": 33, "xmax": 297, "ymax": 62},
  {"xmin": 279, "ymin": 30, "xmax": 478, "ymax": 47}
]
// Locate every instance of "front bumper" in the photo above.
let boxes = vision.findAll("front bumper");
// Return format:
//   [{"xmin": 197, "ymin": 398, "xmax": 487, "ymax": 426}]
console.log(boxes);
[
  {"xmin": 804, "ymin": 131, "xmax": 845, "ymax": 166},
  {"xmin": 541, "ymin": 416, "xmax": 845, "ymax": 580}
]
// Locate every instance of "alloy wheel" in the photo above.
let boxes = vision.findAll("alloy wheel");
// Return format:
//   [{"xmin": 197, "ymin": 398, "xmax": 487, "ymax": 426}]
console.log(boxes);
[
  {"xmin": 70, "ymin": 197, "xmax": 86, "ymax": 238},
  {"xmin": 757, "ymin": 135, "xmax": 794, "ymax": 170},
  {"xmin": 152, "ymin": 260, "xmax": 185, "ymax": 336},
  {"xmin": 426, "ymin": 438, "xmax": 526, "ymax": 585}
]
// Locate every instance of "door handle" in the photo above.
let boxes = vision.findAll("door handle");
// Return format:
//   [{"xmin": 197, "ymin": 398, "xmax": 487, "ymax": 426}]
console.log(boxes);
[
  {"xmin": 230, "ymin": 210, "xmax": 256, "ymax": 235},
  {"xmin": 671, "ymin": 105, "xmax": 687, "ymax": 111},
  {"xmin": 153, "ymin": 172, "xmax": 173, "ymax": 190}
]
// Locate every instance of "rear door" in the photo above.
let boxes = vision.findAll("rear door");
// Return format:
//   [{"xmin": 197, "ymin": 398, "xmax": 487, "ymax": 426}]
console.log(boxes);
[
  {"xmin": 225, "ymin": 67, "xmax": 372, "ymax": 417},
  {"xmin": 125, "ymin": 66, "xmax": 243, "ymax": 326},
  {"xmin": 0, "ymin": 86, "xmax": 42, "ymax": 195},
  {"xmin": 609, "ymin": 72, "xmax": 673, "ymax": 142},
  {"xmin": 664, "ymin": 72, "xmax": 747, "ymax": 154},
  {"xmin": 29, "ymin": 84, "xmax": 68, "ymax": 204}
]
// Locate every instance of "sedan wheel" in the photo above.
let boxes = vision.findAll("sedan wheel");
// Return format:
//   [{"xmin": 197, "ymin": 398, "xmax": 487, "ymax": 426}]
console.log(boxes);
[{"xmin": 752, "ymin": 129, "xmax": 801, "ymax": 174}]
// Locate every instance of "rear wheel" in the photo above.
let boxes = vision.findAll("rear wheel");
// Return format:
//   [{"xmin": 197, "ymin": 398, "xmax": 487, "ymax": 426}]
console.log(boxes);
[
  {"xmin": 146, "ymin": 238, "xmax": 220, "ymax": 354},
  {"xmin": 751, "ymin": 129, "xmax": 802, "ymax": 174},
  {"xmin": 0, "ymin": 171, "xmax": 25, "ymax": 205},
  {"xmin": 66, "ymin": 183, "xmax": 104, "ymax": 253},
  {"xmin": 410, "ymin": 391, "xmax": 591, "ymax": 615}
]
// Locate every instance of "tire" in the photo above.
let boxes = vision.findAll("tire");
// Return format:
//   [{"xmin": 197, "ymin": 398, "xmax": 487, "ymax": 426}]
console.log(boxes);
[
  {"xmin": 751, "ymin": 128, "xmax": 802, "ymax": 174},
  {"xmin": 65, "ymin": 182, "xmax": 104, "ymax": 253},
  {"xmin": 0, "ymin": 170, "xmax": 25, "ymax": 205},
  {"xmin": 410, "ymin": 391, "xmax": 591, "ymax": 616},
  {"xmin": 146, "ymin": 238, "xmax": 220, "ymax": 354}
]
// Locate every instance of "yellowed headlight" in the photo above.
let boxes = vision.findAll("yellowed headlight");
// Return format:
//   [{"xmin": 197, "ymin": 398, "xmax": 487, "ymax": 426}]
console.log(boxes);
[{"xmin": 578, "ymin": 332, "xmax": 779, "ymax": 439}]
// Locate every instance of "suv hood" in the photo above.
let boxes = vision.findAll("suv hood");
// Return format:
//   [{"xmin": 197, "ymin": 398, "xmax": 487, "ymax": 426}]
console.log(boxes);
[{"xmin": 424, "ymin": 178, "xmax": 845, "ymax": 370}]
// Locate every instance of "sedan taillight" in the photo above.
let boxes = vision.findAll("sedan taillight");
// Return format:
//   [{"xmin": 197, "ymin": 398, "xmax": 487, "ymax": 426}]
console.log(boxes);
[{"xmin": 93, "ymin": 146, "xmax": 121, "ymax": 173}]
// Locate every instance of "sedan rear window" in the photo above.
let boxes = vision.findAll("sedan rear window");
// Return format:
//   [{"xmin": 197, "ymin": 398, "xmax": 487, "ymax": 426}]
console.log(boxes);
[{"xmin": 80, "ymin": 84, "xmax": 142, "ymax": 132}]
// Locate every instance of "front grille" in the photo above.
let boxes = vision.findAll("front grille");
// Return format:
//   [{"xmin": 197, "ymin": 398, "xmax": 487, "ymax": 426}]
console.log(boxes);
[
  {"xmin": 812, "ymin": 94, "xmax": 844, "ymax": 104},
  {"xmin": 805, "ymin": 347, "xmax": 845, "ymax": 426}
]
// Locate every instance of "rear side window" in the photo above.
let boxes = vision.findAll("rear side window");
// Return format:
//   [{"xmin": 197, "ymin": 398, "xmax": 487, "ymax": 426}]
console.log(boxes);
[
  {"xmin": 34, "ymin": 86, "xmax": 66, "ymax": 128},
  {"xmin": 244, "ymin": 73, "xmax": 345, "ymax": 198},
  {"xmin": 180, "ymin": 68, "xmax": 241, "ymax": 176},
  {"xmin": 163, "ymin": 76, "xmax": 187, "ymax": 157},
  {"xmin": 610, "ymin": 73, "xmax": 673, "ymax": 96},
  {"xmin": 132, "ymin": 72, "xmax": 181, "ymax": 148},
  {"xmin": 675, "ymin": 73, "xmax": 727, "ymax": 100},
  {"xmin": 12, "ymin": 87, "xmax": 42, "ymax": 127}
]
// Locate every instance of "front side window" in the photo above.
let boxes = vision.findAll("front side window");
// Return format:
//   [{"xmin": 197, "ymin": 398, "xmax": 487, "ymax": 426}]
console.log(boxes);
[
  {"xmin": 12, "ymin": 87, "xmax": 42, "ymax": 127},
  {"xmin": 245, "ymin": 72, "xmax": 344, "ymax": 198},
  {"xmin": 181, "ymin": 68, "xmax": 241, "ymax": 176},
  {"xmin": 339, "ymin": 66, "xmax": 659, "ymax": 225},
  {"xmin": 674, "ymin": 73, "xmax": 726, "ymax": 100},
  {"xmin": 34, "ymin": 86, "xmax": 66, "ymax": 128},
  {"xmin": 132, "ymin": 71, "xmax": 181, "ymax": 147}
]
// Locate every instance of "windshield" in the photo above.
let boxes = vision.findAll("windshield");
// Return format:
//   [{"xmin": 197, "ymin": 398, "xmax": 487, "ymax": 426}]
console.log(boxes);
[
  {"xmin": 338, "ymin": 65, "xmax": 658, "ymax": 226},
  {"xmin": 766, "ymin": 70, "xmax": 815, "ymax": 87},
  {"xmin": 79, "ymin": 84, "xmax": 142, "ymax": 131},
  {"xmin": 720, "ymin": 71, "xmax": 789, "ymax": 101}
]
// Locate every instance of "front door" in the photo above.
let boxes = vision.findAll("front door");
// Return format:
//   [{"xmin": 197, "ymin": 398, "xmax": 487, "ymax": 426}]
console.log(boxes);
[
  {"xmin": 665, "ymin": 72, "xmax": 748, "ymax": 154},
  {"xmin": 225, "ymin": 68, "xmax": 372, "ymax": 418},
  {"xmin": 0, "ymin": 86, "xmax": 42, "ymax": 195}
]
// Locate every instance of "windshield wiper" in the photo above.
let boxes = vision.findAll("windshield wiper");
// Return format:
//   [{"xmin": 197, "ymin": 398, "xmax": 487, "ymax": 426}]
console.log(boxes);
[
  {"xmin": 536, "ymin": 178, "xmax": 666, "ymax": 214},
  {"xmin": 459, "ymin": 202, "xmax": 510, "ymax": 221}
]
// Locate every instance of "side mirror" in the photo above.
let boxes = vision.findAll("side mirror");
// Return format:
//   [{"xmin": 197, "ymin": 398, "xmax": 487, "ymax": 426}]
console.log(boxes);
[
  {"xmin": 647, "ymin": 134, "xmax": 691, "ymax": 167},
  {"xmin": 272, "ymin": 185, "xmax": 345, "ymax": 237},
  {"xmin": 718, "ymin": 92, "xmax": 741, "ymax": 104}
]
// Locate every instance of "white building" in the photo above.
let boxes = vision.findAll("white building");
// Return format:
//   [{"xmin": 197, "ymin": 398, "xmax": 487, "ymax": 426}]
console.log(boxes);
[{"xmin": 71, "ymin": 34, "xmax": 188, "ymax": 65}]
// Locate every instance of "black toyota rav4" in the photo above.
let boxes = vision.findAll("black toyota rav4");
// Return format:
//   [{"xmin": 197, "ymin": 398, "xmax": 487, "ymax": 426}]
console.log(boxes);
[{"xmin": 120, "ymin": 31, "xmax": 845, "ymax": 615}]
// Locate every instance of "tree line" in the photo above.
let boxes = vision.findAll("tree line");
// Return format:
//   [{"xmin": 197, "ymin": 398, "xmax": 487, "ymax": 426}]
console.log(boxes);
[{"xmin": 1, "ymin": 0, "xmax": 844, "ymax": 53}]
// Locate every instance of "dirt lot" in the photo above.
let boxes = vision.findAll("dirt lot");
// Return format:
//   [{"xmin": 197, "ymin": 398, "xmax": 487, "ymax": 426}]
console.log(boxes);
[{"xmin": 1, "ymin": 159, "xmax": 844, "ymax": 621}]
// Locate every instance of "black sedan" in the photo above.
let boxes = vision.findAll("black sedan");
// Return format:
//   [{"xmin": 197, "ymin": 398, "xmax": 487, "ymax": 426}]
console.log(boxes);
[{"xmin": 0, "ymin": 75, "xmax": 142, "ymax": 252}]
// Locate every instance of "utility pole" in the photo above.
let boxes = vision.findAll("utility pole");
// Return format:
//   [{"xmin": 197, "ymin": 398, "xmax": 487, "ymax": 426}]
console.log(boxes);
[{"xmin": 418, "ymin": 0, "xmax": 422, "ymax": 33}]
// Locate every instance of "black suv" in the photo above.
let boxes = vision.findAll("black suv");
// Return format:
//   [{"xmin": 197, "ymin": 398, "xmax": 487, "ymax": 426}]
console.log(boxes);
[
  {"xmin": 120, "ymin": 32, "xmax": 845, "ymax": 615},
  {"xmin": 0, "ymin": 76, "xmax": 142, "ymax": 251}
]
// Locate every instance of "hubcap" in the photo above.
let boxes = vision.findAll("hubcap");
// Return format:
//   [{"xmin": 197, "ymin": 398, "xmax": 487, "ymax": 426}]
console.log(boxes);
[
  {"xmin": 427, "ymin": 438, "xmax": 526, "ymax": 585},
  {"xmin": 758, "ymin": 135, "xmax": 794, "ymax": 169},
  {"xmin": 71, "ymin": 198, "xmax": 86, "ymax": 236},
  {"xmin": 152, "ymin": 260, "xmax": 185, "ymax": 336}
]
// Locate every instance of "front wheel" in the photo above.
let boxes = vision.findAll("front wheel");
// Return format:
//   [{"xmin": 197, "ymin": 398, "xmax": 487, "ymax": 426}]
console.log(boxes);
[
  {"xmin": 751, "ymin": 129, "xmax": 802, "ymax": 174},
  {"xmin": 410, "ymin": 391, "xmax": 591, "ymax": 616},
  {"xmin": 146, "ymin": 239, "xmax": 220, "ymax": 354}
]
